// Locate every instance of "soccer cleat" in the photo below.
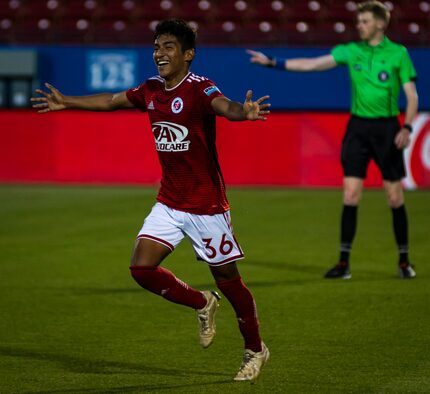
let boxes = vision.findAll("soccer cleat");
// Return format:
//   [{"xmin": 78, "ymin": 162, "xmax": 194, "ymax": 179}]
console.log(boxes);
[
  {"xmin": 196, "ymin": 290, "xmax": 220, "ymax": 348},
  {"xmin": 234, "ymin": 342, "xmax": 270, "ymax": 383},
  {"xmin": 399, "ymin": 262, "xmax": 416, "ymax": 279},
  {"xmin": 324, "ymin": 261, "xmax": 351, "ymax": 279}
]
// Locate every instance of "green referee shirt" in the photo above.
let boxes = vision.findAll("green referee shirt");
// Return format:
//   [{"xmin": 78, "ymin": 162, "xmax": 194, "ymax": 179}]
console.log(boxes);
[{"xmin": 331, "ymin": 36, "xmax": 417, "ymax": 118}]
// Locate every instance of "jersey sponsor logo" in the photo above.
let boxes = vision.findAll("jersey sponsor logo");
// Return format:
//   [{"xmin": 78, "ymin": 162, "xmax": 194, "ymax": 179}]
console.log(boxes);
[
  {"xmin": 171, "ymin": 97, "xmax": 184, "ymax": 114},
  {"xmin": 148, "ymin": 100, "xmax": 154, "ymax": 110},
  {"xmin": 378, "ymin": 71, "xmax": 389, "ymax": 82},
  {"xmin": 152, "ymin": 121, "xmax": 190, "ymax": 152},
  {"xmin": 204, "ymin": 85, "xmax": 221, "ymax": 96}
]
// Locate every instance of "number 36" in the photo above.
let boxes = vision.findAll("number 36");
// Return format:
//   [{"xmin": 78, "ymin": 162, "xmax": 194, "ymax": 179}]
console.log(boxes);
[{"xmin": 202, "ymin": 234, "xmax": 234, "ymax": 258}]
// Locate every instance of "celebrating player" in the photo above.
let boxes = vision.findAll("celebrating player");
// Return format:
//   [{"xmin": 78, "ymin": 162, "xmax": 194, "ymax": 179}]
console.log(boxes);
[
  {"xmin": 32, "ymin": 19, "xmax": 270, "ymax": 382},
  {"xmin": 247, "ymin": 1, "xmax": 418, "ymax": 279}
]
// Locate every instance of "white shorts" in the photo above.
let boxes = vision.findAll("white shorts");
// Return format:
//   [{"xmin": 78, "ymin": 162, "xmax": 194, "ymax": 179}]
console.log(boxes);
[{"xmin": 137, "ymin": 202, "xmax": 244, "ymax": 266}]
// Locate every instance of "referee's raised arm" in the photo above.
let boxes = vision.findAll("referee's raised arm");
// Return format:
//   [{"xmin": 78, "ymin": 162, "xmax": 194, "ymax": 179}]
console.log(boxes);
[{"xmin": 246, "ymin": 49, "xmax": 337, "ymax": 72}]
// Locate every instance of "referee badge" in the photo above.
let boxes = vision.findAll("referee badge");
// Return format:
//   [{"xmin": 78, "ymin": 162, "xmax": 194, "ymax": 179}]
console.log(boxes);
[{"xmin": 378, "ymin": 71, "xmax": 390, "ymax": 82}]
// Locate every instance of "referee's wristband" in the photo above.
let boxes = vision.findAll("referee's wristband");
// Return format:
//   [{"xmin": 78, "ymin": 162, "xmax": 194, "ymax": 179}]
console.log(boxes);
[
  {"xmin": 267, "ymin": 57, "xmax": 286, "ymax": 70},
  {"xmin": 403, "ymin": 123, "xmax": 413, "ymax": 133}
]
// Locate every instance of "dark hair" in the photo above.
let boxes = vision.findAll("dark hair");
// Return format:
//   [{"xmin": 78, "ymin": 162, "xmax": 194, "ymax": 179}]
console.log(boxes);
[
  {"xmin": 154, "ymin": 19, "xmax": 197, "ymax": 52},
  {"xmin": 357, "ymin": 1, "xmax": 390, "ymax": 24}
]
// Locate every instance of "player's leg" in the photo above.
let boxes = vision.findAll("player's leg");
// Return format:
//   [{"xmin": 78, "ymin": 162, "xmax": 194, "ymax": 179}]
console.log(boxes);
[
  {"xmin": 129, "ymin": 204, "xmax": 207, "ymax": 309},
  {"xmin": 185, "ymin": 210, "xmax": 268, "ymax": 380},
  {"xmin": 210, "ymin": 263, "xmax": 262, "ymax": 353},
  {"xmin": 210, "ymin": 262, "xmax": 269, "ymax": 382},
  {"xmin": 325, "ymin": 116, "xmax": 369, "ymax": 279},
  {"xmin": 341, "ymin": 176, "xmax": 363, "ymax": 261},
  {"xmin": 383, "ymin": 181, "xmax": 415, "ymax": 278},
  {"xmin": 325, "ymin": 176, "xmax": 363, "ymax": 279},
  {"xmin": 375, "ymin": 118, "xmax": 415, "ymax": 278}
]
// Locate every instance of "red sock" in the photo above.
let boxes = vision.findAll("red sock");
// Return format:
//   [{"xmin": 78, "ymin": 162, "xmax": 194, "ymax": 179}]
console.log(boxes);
[
  {"xmin": 216, "ymin": 276, "xmax": 262, "ymax": 352},
  {"xmin": 130, "ymin": 266, "xmax": 206, "ymax": 310}
]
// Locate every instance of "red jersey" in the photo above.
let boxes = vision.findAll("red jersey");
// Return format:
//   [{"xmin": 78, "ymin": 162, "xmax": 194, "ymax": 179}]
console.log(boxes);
[{"xmin": 126, "ymin": 72, "xmax": 229, "ymax": 215}]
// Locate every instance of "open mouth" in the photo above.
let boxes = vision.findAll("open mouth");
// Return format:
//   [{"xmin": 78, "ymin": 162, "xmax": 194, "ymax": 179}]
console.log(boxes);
[{"xmin": 157, "ymin": 60, "xmax": 170, "ymax": 67}]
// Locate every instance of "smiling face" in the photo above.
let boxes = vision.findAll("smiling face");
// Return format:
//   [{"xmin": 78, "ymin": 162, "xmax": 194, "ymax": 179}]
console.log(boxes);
[
  {"xmin": 356, "ymin": 11, "xmax": 385, "ymax": 42},
  {"xmin": 153, "ymin": 34, "xmax": 195, "ymax": 87}
]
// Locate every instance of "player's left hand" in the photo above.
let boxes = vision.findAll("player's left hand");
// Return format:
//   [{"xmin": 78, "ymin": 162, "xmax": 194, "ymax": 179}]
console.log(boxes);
[
  {"xmin": 394, "ymin": 128, "xmax": 411, "ymax": 149},
  {"xmin": 243, "ymin": 90, "xmax": 270, "ymax": 121}
]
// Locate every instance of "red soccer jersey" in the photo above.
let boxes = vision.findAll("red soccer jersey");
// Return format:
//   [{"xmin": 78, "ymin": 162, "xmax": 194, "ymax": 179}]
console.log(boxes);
[{"xmin": 126, "ymin": 72, "xmax": 229, "ymax": 215}]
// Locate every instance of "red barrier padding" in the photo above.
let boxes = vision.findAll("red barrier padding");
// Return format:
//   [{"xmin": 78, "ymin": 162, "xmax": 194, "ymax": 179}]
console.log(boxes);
[{"xmin": 1, "ymin": 110, "xmax": 428, "ymax": 187}]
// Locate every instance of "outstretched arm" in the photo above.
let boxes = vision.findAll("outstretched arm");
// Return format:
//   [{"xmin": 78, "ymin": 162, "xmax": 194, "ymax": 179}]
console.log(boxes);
[
  {"xmin": 246, "ymin": 50, "xmax": 337, "ymax": 72},
  {"xmin": 211, "ymin": 90, "xmax": 270, "ymax": 121},
  {"xmin": 31, "ymin": 83, "xmax": 135, "ymax": 113}
]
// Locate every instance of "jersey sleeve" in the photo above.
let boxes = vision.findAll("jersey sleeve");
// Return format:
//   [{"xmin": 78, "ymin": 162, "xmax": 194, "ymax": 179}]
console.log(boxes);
[
  {"xmin": 398, "ymin": 47, "xmax": 417, "ymax": 84},
  {"xmin": 331, "ymin": 44, "xmax": 349, "ymax": 65},
  {"xmin": 196, "ymin": 80, "xmax": 224, "ymax": 114},
  {"xmin": 126, "ymin": 83, "xmax": 147, "ymax": 111}
]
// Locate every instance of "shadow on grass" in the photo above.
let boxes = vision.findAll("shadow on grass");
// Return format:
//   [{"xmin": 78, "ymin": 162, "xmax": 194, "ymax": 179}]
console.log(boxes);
[
  {"xmin": 244, "ymin": 259, "xmax": 323, "ymax": 274},
  {"xmin": 67, "ymin": 287, "xmax": 142, "ymax": 295},
  {"xmin": 47, "ymin": 260, "xmax": 324, "ymax": 296},
  {"xmin": 44, "ymin": 259, "xmax": 398, "ymax": 298},
  {"xmin": 24, "ymin": 380, "xmax": 234, "ymax": 394},
  {"xmin": 0, "ymin": 345, "xmax": 231, "ymax": 379},
  {"xmin": 242, "ymin": 260, "xmax": 403, "ymax": 284}
]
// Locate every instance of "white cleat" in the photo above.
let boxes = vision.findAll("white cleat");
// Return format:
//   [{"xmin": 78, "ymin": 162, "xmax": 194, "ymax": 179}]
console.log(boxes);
[
  {"xmin": 399, "ymin": 263, "xmax": 416, "ymax": 279},
  {"xmin": 234, "ymin": 342, "xmax": 270, "ymax": 383},
  {"xmin": 196, "ymin": 291, "xmax": 220, "ymax": 348}
]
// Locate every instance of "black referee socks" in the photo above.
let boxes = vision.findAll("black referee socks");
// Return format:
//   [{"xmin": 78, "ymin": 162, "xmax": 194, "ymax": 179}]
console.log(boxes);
[
  {"xmin": 339, "ymin": 205, "xmax": 358, "ymax": 264},
  {"xmin": 391, "ymin": 204, "xmax": 409, "ymax": 264}
]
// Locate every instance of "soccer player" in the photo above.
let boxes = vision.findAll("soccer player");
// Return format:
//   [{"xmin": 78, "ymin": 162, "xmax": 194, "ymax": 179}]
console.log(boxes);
[
  {"xmin": 247, "ymin": 1, "xmax": 418, "ymax": 279},
  {"xmin": 32, "ymin": 19, "xmax": 270, "ymax": 381}
]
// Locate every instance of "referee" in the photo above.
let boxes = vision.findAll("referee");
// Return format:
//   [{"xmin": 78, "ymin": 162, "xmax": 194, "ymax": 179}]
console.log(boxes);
[{"xmin": 247, "ymin": 1, "xmax": 418, "ymax": 279}]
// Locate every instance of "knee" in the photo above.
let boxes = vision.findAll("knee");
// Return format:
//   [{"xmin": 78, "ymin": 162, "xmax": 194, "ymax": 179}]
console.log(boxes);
[
  {"xmin": 386, "ymin": 192, "xmax": 404, "ymax": 208},
  {"xmin": 384, "ymin": 182, "xmax": 404, "ymax": 208},
  {"xmin": 130, "ymin": 265, "xmax": 151, "ymax": 279},
  {"xmin": 129, "ymin": 265, "xmax": 159, "ymax": 290},
  {"xmin": 343, "ymin": 189, "xmax": 361, "ymax": 205}
]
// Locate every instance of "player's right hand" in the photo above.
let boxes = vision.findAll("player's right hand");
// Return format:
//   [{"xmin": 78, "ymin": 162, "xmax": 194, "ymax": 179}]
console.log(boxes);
[
  {"xmin": 30, "ymin": 83, "xmax": 66, "ymax": 113},
  {"xmin": 246, "ymin": 49, "xmax": 274, "ymax": 67}
]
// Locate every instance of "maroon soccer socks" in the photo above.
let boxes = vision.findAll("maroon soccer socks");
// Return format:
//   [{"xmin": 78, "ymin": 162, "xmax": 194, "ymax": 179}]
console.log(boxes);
[
  {"xmin": 216, "ymin": 276, "xmax": 262, "ymax": 353},
  {"xmin": 130, "ymin": 266, "xmax": 206, "ymax": 310}
]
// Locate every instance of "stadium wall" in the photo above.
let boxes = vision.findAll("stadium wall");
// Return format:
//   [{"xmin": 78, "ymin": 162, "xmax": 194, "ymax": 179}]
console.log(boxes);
[
  {"xmin": 1, "ymin": 46, "xmax": 429, "ymax": 110},
  {"xmin": 1, "ymin": 110, "xmax": 429, "ymax": 188}
]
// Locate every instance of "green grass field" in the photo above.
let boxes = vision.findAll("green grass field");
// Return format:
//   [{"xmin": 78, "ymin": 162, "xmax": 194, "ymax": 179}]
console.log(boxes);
[{"xmin": 1, "ymin": 185, "xmax": 429, "ymax": 394}]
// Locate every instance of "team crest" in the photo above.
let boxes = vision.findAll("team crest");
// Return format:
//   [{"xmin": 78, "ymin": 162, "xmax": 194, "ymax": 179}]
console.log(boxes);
[
  {"xmin": 378, "ymin": 71, "xmax": 389, "ymax": 82},
  {"xmin": 171, "ymin": 97, "xmax": 184, "ymax": 114}
]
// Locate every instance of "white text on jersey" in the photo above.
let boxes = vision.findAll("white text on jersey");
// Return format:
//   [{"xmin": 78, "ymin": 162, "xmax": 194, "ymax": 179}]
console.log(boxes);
[{"xmin": 152, "ymin": 121, "xmax": 191, "ymax": 152}]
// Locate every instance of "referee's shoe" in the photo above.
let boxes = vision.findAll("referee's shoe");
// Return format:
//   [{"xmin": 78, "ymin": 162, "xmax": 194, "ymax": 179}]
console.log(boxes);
[
  {"xmin": 324, "ymin": 261, "xmax": 351, "ymax": 279},
  {"xmin": 399, "ymin": 262, "xmax": 416, "ymax": 279}
]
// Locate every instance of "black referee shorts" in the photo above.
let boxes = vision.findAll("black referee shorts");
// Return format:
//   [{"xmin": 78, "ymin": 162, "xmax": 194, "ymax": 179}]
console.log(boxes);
[{"xmin": 341, "ymin": 115, "xmax": 406, "ymax": 181}]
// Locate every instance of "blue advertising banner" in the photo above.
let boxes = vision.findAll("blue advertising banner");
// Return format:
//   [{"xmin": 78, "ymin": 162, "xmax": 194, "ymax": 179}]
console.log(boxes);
[
  {"xmin": 86, "ymin": 50, "xmax": 137, "ymax": 91},
  {"xmin": 1, "ymin": 45, "xmax": 428, "ymax": 110}
]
